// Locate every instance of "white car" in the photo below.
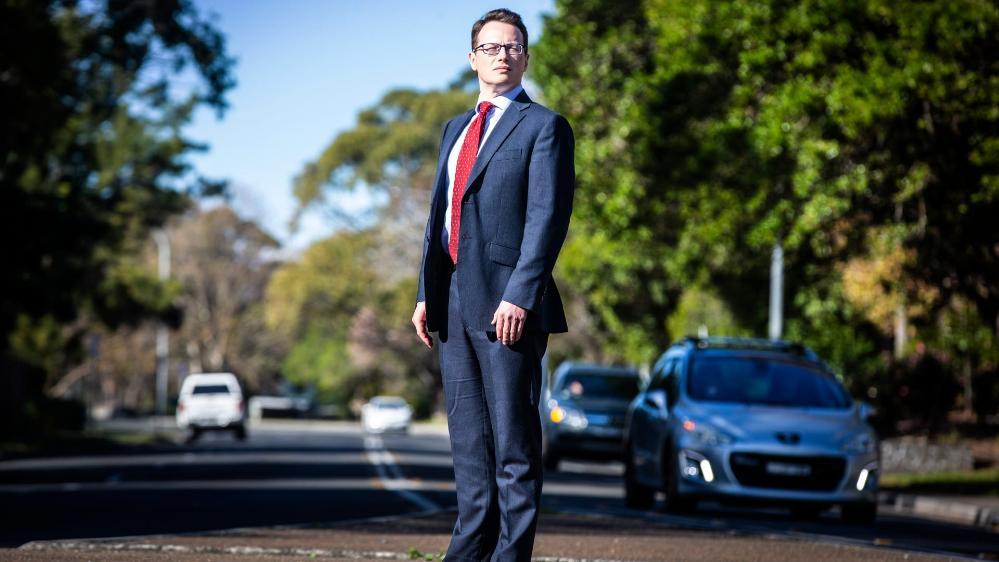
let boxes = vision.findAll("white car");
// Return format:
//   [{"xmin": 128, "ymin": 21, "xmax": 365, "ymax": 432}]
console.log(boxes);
[
  {"xmin": 176, "ymin": 372, "xmax": 246, "ymax": 440},
  {"xmin": 361, "ymin": 396, "xmax": 412, "ymax": 434}
]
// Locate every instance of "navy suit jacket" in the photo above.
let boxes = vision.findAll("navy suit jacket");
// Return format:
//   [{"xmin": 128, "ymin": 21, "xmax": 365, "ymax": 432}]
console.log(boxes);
[{"xmin": 417, "ymin": 90, "xmax": 574, "ymax": 334}]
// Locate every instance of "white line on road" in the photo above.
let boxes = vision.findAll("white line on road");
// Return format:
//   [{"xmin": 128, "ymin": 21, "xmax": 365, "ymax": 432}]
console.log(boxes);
[{"xmin": 363, "ymin": 434, "xmax": 441, "ymax": 512}]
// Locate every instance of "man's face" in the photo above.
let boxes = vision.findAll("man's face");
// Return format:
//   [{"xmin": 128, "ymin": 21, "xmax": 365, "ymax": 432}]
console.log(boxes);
[{"xmin": 469, "ymin": 21, "xmax": 528, "ymax": 92}]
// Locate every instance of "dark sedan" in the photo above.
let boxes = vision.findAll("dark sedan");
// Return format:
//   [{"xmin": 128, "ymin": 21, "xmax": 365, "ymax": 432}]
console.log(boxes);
[{"xmin": 541, "ymin": 362, "xmax": 641, "ymax": 470}]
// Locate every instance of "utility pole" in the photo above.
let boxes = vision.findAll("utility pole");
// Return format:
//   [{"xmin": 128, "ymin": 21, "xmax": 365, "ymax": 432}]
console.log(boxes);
[
  {"xmin": 769, "ymin": 243, "xmax": 783, "ymax": 340},
  {"xmin": 152, "ymin": 229, "xmax": 171, "ymax": 416}
]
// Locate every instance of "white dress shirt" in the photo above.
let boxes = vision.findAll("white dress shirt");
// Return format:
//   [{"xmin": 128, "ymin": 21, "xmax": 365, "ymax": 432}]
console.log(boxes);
[{"xmin": 442, "ymin": 84, "xmax": 524, "ymax": 251}]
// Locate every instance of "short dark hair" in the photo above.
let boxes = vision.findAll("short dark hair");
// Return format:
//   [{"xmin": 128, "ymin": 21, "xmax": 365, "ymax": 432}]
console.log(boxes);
[{"xmin": 471, "ymin": 9, "xmax": 528, "ymax": 52}]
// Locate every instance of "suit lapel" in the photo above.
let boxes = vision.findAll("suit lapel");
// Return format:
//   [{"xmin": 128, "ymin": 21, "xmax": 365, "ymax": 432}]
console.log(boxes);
[{"xmin": 463, "ymin": 92, "xmax": 533, "ymax": 198}]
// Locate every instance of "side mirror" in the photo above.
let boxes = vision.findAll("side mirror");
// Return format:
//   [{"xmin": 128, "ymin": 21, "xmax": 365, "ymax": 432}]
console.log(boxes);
[{"xmin": 644, "ymin": 389, "xmax": 668, "ymax": 413}]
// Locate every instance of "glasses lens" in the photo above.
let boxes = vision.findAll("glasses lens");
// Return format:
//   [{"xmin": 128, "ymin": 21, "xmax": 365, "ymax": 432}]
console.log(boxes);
[{"xmin": 476, "ymin": 43, "xmax": 524, "ymax": 56}]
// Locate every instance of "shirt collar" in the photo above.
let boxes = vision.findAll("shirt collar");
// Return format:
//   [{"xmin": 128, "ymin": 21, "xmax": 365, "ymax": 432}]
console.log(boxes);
[{"xmin": 478, "ymin": 84, "xmax": 523, "ymax": 111}]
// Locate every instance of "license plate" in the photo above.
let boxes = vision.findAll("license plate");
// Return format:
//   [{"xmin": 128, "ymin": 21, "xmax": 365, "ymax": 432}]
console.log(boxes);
[
  {"xmin": 586, "ymin": 414, "xmax": 611, "ymax": 425},
  {"xmin": 765, "ymin": 461, "xmax": 812, "ymax": 476}
]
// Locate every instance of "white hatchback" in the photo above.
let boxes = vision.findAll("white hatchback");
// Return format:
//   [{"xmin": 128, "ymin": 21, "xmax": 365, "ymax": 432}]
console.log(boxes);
[{"xmin": 176, "ymin": 372, "xmax": 246, "ymax": 440}]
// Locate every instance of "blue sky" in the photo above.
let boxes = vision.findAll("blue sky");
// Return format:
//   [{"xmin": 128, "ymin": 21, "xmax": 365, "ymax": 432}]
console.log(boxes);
[{"xmin": 187, "ymin": 0, "xmax": 555, "ymax": 250}]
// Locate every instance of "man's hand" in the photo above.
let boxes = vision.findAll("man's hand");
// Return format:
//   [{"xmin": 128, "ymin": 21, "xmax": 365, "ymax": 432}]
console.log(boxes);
[
  {"xmin": 412, "ymin": 302, "xmax": 433, "ymax": 349},
  {"xmin": 491, "ymin": 300, "xmax": 527, "ymax": 346}
]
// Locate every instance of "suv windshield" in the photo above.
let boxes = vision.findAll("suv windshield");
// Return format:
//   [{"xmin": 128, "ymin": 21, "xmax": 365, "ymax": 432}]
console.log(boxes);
[
  {"xmin": 557, "ymin": 372, "xmax": 639, "ymax": 400},
  {"xmin": 687, "ymin": 356, "xmax": 851, "ymax": 409},
  {"xmin": 192, "ymin": 384, "xmax": 231, "ymax": 395}
]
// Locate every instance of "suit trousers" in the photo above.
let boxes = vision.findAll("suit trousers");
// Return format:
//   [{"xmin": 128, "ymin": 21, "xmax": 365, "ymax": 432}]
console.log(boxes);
[{"xmin": 439, "ymin": 267, "xmax": 548, "ymax": 562}]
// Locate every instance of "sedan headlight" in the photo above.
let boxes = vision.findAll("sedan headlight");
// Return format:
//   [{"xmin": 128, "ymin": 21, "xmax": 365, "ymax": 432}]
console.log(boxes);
[
  {"xmin": 681, "ymin": 418, "xmax": 733, "ymax": 446},
  {"xmin": 549, "ymin": 401, "xmax": 588, "ymax": 430},
  {"xmin": 843, "ymin": 432, "xmax": 877, "ymax": 454}
]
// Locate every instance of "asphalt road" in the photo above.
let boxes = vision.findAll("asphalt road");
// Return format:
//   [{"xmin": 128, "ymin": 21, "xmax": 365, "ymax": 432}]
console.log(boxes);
[{"xmin": 1, "ymin": 421, "xmax": 996, "ymax": 560}]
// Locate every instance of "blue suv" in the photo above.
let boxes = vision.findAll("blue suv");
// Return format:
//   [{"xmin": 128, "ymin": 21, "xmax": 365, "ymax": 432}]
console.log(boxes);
[{"xmin": 624, "ymin": 337, "xmax": 879, "ymax": 523}]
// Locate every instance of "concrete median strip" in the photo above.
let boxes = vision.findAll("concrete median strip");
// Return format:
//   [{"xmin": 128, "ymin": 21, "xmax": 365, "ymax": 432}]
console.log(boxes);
[{"xmin": 880, "ymin": 492, "xmax": 999, "ymax": 531}]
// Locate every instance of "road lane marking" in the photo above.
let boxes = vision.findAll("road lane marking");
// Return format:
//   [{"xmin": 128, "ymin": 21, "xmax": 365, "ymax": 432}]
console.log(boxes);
[{"xmin": 363, "ymin": 435, "xmax": 440, "ymax": 512}]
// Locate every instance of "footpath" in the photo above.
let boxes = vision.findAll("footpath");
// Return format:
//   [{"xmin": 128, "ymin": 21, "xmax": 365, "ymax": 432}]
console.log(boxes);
[{"xmin": 7, "ymin": 503, "xmax": 997, "ymax": 562}]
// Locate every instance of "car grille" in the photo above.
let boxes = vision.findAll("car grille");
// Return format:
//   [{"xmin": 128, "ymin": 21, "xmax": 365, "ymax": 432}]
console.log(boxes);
[{"xmin": 729, "ymin": 453, "xmax": 846, "ymax": 492}]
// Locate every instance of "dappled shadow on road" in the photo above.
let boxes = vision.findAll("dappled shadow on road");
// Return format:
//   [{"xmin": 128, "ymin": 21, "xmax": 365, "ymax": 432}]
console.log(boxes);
[
  {"xmin": 542, "ymin": 494, "xmax": 999, "ymax": 559},
  {"xmin": 0, "ymin": 430, "xmax": 459, "ymax": 548},
  {"xmin": 0, "ymin": 487, "xmax": 429, "ymax": 548},
  {"xmin": 318, "ymin": 507, "xmax": 712, "ymax": 538},
  {"xmin": 705, "ymin": 502, "xmax": 999, "ymax": 557}
]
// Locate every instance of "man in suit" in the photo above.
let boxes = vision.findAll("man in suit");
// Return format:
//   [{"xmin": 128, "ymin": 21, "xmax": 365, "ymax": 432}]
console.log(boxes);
[{"xmin": 411, "ymin": 8, "xmax": 574, "ymax": 562}]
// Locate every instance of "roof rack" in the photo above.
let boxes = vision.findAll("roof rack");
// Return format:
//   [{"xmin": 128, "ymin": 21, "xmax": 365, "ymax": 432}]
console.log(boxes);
[{"xmin": 679, "ymin": 336, "xmax": 813, "ymax": 358}]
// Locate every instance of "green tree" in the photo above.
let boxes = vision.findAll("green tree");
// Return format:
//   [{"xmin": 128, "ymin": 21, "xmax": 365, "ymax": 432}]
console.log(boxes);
[
  {"xmin": 533, "ymin": 0, "xmax": 999, "ymax": 388},
  {"xmin": 265, "ymin": 231, "xmax": 438, "ymax": 413},
  {"xmin": 0, "ymin": 0, "xmax": 233, "ymax": 434},
  {"xmin": 266, "ymin": 84, "xmax": 477, "ymax": 413}
]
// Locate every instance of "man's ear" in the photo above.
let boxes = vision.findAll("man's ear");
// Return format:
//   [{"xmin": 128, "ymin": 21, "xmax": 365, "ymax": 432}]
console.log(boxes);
[{"xmin": 468, "ymin": 51, "xmax": 477, "ymax": 72}]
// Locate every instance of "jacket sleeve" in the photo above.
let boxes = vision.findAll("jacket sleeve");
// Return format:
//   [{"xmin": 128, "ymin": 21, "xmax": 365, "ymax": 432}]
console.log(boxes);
[
  {"xmin": 501, "ymin": 114, "xmax": 575, "ymax": 312},
  {"xmin": 416, "ymin": 120, "xmax": 452, "ymax": 305}
]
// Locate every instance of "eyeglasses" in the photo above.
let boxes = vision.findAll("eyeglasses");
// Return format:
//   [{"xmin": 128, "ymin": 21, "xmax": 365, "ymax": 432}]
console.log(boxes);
[{"xmin": 473, "ymin": 42, "xmax": 526, "ymax": 56}]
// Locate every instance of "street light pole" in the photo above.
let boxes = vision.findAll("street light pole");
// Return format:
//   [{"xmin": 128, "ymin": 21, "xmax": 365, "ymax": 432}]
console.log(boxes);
[
  {"xmin": 769, "ymin": 243, "xmax": 783, "ymax": 341},
  {"xmin": 152, "ymin": 229, "xmax": 171, "ymax": 416}
]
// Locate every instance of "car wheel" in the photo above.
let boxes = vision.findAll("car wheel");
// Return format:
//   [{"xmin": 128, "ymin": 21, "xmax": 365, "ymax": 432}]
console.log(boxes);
[
  {"xmin": 234, "ymin": 424, "xmax": 247, "ymax": 441},
  {"xmin": 624, "ymin": 445, "xmax": 655, "ymax": 510},
  {"xmin": 541, "ymin": 435, "xmax": 560, "ymax": 471},
  {"xmin": 186, "ymin": 428, "xmax": 202, "ymax": 443},
  {"xmin": 662, "ymin": 445, "xmax": 696, "ymax": 514},
  {"xmin": 841, "ymin": 502, "xmax": 877, "ymax": 525},
  {"xmin": 542, "ymin": 448, "xmax": 560, "ymax": 471}
]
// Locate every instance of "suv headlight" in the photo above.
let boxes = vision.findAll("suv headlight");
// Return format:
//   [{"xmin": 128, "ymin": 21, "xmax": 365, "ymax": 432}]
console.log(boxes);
[
  {"xmin": 843, "ymin": 432, "xmax": 877, "ymax": 454},
  {"xmin": 682, "ymin": 418, "xmax": 733, "ymax": 446}
]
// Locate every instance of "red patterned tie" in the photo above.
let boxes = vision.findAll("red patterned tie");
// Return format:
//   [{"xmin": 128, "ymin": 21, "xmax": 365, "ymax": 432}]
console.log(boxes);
[{"xmin": 449, "ymin": 101, "xmax": 494, "ymax": 264}]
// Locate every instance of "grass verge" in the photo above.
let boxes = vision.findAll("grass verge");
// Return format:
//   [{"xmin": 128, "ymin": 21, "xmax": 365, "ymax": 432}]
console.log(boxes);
[{"xmin": 881, "ymin": 468, "xmax": 999, "ymax": 496}]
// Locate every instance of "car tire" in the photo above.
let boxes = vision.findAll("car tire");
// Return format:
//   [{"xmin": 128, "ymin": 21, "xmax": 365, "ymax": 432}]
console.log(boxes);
[
  {"xmin": 662, "ymin": 444, "xmax": 696, "ymax": 514},
  {"xmin": 841, "ymin": 502, "xmax": 877, "ymax": 525},
  {"xmin": 234, "ymin": 424, "xmax": 247, "ymax": 441},
  {"xmin": 186, "ymin": 428, "xmax": 202, "ymax": 443},
  {"xmin": 541, "ymin": 434, "xmax": 560, "ymax": 471},
  {"xmin": 624, "ymin": 446, "xmax": 655, "ymax": 510},
  {"xmin": 542, "ymin": 449, "xmax": 560, "ymax": 471}
]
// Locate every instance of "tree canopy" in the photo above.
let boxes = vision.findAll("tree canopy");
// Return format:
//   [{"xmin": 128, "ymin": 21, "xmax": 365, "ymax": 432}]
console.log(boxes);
[
  {"xmin": 1, "ymin": 0, "xmax": 234, "ymax": 354},
  {"xmin": 533, "ymin": 0, "xmax": 999, "ymax": 421},
  {"xmin": 534, "ymin": 1, "xmax": 997, "ymax": 341},
  {"xmin": 1, "ymin": 0, "xmax": 234, "ymax": 434}
]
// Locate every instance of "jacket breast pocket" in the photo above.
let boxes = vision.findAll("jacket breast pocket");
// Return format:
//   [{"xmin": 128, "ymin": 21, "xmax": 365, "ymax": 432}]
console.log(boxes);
[
  {"xmin": 491, "ymin": 148, "xmax": 522, "ymax": 162},
  {"xmin": 488, "ymin": 242, "xmax": 520, "ymax": 267}
]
